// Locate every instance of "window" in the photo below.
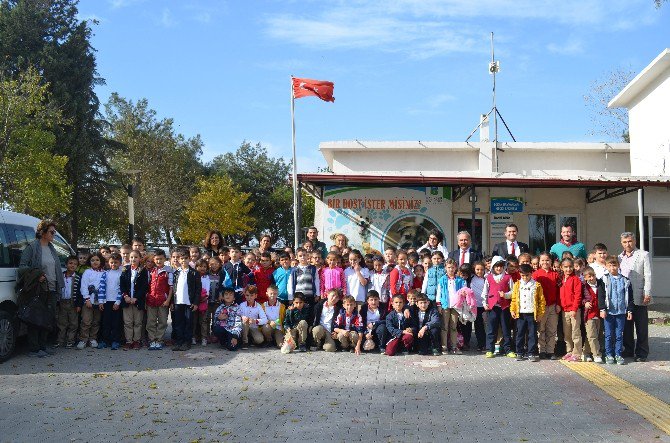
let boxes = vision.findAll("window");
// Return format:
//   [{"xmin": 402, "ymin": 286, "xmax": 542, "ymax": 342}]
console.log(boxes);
[
  {"xmin": 624, "ymin": 216, "xmax": 650, "ymax": 252},
  {"xmin": 652, "ymin": 217, "xmax": 670, "ymax": 258},
  {"xmin": 528, "ymin": 214, "xmax": 556, "ymax": 255},
  {"xmin": 0, "ymin": 227, "xmax": 10, "ymax": 268}
]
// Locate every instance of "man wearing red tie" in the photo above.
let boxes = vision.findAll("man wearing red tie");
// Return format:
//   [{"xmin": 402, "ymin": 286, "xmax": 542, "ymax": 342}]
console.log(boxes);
[
  {"xmin": 492, "ymin": 224, "xmax": 529, "ymax": 259},
  {"xmin": 448, "ymin": 231, "xmax": 483, "ymax": 265}
]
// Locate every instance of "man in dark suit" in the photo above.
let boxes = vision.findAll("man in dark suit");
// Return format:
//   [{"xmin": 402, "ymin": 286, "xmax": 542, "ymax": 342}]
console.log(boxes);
[
  {"xmin": 448, "ymin": 231, "xmax": 483, "ymax": 265},
  {"xmin": 492, "ymin": 223, "xmax": 529, "ymax": 259}
]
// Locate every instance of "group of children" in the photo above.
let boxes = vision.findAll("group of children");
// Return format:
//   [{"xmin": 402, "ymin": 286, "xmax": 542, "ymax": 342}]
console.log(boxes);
[{"xmin": 52, "ymin": 237, "xmax": 635, "ymax": 364}]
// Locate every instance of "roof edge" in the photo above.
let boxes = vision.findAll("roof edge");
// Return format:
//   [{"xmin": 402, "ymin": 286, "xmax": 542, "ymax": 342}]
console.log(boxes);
[{"xmin": 609, "ymin": 48, "xmax": 670, "ymax": 108}]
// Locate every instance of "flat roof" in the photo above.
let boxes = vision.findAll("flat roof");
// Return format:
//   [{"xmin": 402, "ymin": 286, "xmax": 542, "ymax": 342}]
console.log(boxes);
[
  {"xmin": 609, "ymin": 48, "xmax": 670, "ymax": 108},
  {"xmin": 298, "ymin": 173, "xmax": 670, "ymax": 188}
]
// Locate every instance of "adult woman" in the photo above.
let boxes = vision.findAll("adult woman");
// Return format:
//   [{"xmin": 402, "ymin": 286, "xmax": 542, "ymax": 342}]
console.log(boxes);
[
  {"xmin": 330, "ymin": 233, "xmax": 349, "ymax": 250},
  {"xmin": 18, "ymin": 219, "xmax": 65, "ymax": 358},
  {"xmin": 204, "ymin": 230, "xmax": 225, "ymax": 257},
  {"xmin": 419, "ymin": 229, "xmax": 449, "ymax": 256},
  {"xmin": 258, "ymin": 234, "xmax": 274, "ymax": 254}
]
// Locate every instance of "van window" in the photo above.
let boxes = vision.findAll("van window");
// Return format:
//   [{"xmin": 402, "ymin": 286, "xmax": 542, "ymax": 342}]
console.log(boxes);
[
  {"xmin": 10, "ymin": 227, "xmax": 33, "ymax": 267},
  {"xmin": 52, "ymin": 234, "xmax": 72, "ymax": 267},
  {"xmin": 0, "ymin": 226, "xmax": 11, "ymax": 268}
]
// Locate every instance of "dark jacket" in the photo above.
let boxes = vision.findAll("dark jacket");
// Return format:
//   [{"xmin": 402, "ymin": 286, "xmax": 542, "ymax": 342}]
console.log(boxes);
[
  {"xmin": 283, "ymin": 306, "xmax": 312, "ymax": 329},
  {"xmin": 62, "ymin": 271, "xmax": 81, "ymax": 305},
  {"xmin": 412, "ymin": 305, "xmax": 440, "ymax": 330},
  {"xmin": 120, "ymin": 265, "xmax": 149, "ymax": 310},
  {"xmin": 491, "ymin": 241, "xmax": 530, "ymax": 259},
  {"xmin": 447, "ymin": 248, "xmax": 483, "ymax": 264},
  {"xmin": 18, "ymin": 239, "xmax": 65, "ymax": 292},
  {"xmin": 173, "ymin": 267, "xmax": 202, "ymax": 305},
  {"xmin": 312, "ymin": 299, "xmax": 342, "ymax": 330},
  {"xmin": 16, "ymin": 268, "xmax": 49, "ymax": 307},
  {"xmin": 385, "ymin": 309, "xmax": 417, "ymax": 338},
  {"xmin": 359, "ymin": 303, "xmax": 387, "ymax": 328},
  {"xmin": 229, "ymin": 261, "xmax": 253, "ymax": 292}
]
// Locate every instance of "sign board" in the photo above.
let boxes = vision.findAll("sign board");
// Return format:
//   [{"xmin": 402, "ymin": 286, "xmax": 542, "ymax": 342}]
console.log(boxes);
[
  {"xmin": 320, "ymin": 186, "xmax": 453, "ymax": 256},
  {"xmin": 490, "ymin": 214, "xmax": 513, "ymax": 244},
  {"xmin": 490, "ymin": 197, "xmax": 524, "ymax": 213}
]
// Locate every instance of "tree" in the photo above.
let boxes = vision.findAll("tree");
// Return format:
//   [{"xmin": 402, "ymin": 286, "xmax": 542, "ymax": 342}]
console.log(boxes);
[
  {"xmin": 583, "ymin": 68, "xmax": 636, "ymax": 142},
  {"xmin": 0, "ymin": 0, "xmax": 117, "ymax": 245},
  {"xmin": 0, "ymin": 68, "xmax": 70, "ymax": 217},
  {"xmin": 655, "ymin": 0, "xmax": 667, "ymax": 7},
  {"xmin": 105, "ymin": 93, "xmax": 205, "ymax": 245},
  {"xmin": 179, "ymin": 176, "xmax": 254, "ymax": 244}
]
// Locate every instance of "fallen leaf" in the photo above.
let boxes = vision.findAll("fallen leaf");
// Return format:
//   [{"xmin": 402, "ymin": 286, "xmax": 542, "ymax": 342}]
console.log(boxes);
[{"xmin": 149, "ymin": 383, "xmax": 158, "ymax": 389}]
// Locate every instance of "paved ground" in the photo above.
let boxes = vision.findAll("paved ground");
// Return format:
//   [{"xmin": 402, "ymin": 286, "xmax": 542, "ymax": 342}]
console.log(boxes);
[{"xmin": 1, "ymin": 326, "xmax": 669, "ymax": 442}]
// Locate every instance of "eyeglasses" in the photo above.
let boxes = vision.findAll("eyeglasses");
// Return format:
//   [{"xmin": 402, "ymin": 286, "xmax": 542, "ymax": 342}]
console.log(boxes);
[{"xmin": 47, "ymin": 229, "xmax": 56, "ymax": 235}]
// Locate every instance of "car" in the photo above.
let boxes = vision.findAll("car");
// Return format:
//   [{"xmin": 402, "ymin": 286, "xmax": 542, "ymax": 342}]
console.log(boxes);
[{"xmin": 0, "ymin": 210, "xmax": 75, "ymax": 362}]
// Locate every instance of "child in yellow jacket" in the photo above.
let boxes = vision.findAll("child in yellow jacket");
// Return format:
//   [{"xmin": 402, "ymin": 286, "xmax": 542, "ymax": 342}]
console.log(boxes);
[{"xmin": 510, "ymin": 264, "xmax": 546, "ymax": 362}]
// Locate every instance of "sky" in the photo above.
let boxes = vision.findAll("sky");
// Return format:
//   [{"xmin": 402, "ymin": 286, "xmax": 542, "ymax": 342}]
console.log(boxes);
[{"xmin": 78, "ymin": 0, "xmax": 670, "ymax": 172}]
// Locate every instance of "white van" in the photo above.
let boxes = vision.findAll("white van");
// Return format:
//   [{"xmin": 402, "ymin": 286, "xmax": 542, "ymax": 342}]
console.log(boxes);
[{"xmin": 0, "ymin": 210, "xmax": 75, "ymax": 362}]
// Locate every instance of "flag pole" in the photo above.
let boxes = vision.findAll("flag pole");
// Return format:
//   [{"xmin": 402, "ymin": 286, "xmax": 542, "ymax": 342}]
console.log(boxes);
[{"xmin": 291, "ymin": 76, "xmax": 300, "ymax": 249}]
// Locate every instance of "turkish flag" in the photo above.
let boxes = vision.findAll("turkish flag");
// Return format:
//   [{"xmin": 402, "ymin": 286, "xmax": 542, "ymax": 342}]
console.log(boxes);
[{"xmin": 292, "ymin": 77, "xmax": 335, "ymax": 102}]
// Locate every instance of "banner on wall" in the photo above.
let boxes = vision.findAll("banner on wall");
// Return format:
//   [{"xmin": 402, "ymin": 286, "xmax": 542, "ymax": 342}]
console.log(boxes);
[{"xmin": 320, "ymin": 186, "xmax": 453, "ymax": 256}]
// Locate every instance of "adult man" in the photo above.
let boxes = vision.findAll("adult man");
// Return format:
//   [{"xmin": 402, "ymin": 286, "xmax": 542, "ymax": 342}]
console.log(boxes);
[
  {"xmin": 618, "ymin": 232, "xmax": 652, "ymax": 362},
  {"xmin": 448, "ymin": 231, "xmax": 483, "ymax": 266},
  {"xmin": 492, "ymin": 224, "xmax": 529, "ymax": 259},
  {"xmin": 549, "ymin": 224, "xmax": 587, "ymax": 260},
  {"xmin": 306, "ymin": 226, "xmax": 328, "ymax": 259}
]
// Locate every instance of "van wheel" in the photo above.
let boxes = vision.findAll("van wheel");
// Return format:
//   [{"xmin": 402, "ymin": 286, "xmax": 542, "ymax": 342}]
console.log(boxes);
[{"xmin": 0, "ymin": 311, "xmax": 16, "ymax": 362}]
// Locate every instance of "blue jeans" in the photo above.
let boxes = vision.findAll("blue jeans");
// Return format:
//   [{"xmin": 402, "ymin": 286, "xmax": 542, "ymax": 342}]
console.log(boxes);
[
  {"xmin": 486, "ymin": 306, "xmax": 512, "ymax": 353},
  {"xmin": 604, "ymin": 313, "xmax": 626, "ymax": 357}
]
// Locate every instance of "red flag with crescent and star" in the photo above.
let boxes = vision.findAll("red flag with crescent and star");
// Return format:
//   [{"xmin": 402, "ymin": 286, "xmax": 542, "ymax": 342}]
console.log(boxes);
[{"xmin": 292, "ymin": 77, "xmax": 335, "ymax": 102}]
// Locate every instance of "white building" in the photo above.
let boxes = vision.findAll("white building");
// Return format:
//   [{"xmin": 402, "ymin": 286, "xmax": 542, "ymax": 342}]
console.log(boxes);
[{"xmin": 299, "ymin": 49, "xmax": 670, "ymax": 298}]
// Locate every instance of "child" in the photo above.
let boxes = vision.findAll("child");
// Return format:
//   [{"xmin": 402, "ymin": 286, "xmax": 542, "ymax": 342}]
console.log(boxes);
[
  {"xmin": 261, "ymin": 285, "xmax": 285, "ymax": 348},
  {"xmin": 169, "ymin": 248, "xmax": 180, "ymax": 272},
  {"xmin": 283, "ymin": 293, "xmax": 311, "ymax": 352},
  {"xmin": 518, "ymin": 253, "xmax": 532, "ymax": 266},
  {"xmin": 229, "ymin": 246, "xmax": 253, "ymax": 304},
  {"xmin": 412, "ymin": 265, "xmax": 424, "ymax": 289},
  {"xmin": 57, "ymin": 256, "xmax": 80, "ymax": 349},
  {"xmin": 189, "ymin": 246, "xmax": 201, "ymax": 268},
  {"xmin": 302, "ymin": 240, "xmax": 313, "ymax": 252},
  {"xmin": 385, "ymin": 294, "xmax": 416, "ymax": 356},
  {"xmin": 413, "ymin": 293, "xmax": 441, "ymax": 356},
  {"xmin": 421, "ymin": 251, "xmax": 445, "ymax": 304},
  {"xmin": 599, "ymin": 256, "xmax": 634, "ymax": 365},
  {"xmin": 253, "ymin": 251, "xmax": 275, "ymax": 304},
  {"xmin": 582, "ymin": 267, "xmax": 603, "ymax": 363},
  {"xmin": 120, "ymin": 244, "xmax": 132, "ymax": 267},
  {"xmin": 436, "ymin": 259, "xmax": 466, "ymax": 354},
  {"xmin": 192, "ymin": 259, "xmax": 210, "ymax": 346},
  {"xmin": 389, "ymin": 251, "xmax": 412, "ymax": 302},
  {"xmin": 146, "ymin": 249, "xmax": 173, "ymax": 350},
  {"xmin": 530, "ymin": 256, "xmax": 540, "ymax": 272},
  {"xmin": 311, "ymin": 251, "xmax": 324, "ymax": 270},
  {"xmin": 333, "ymin": 295, "xmax": 365, "ymax": 354},
  {"xmin": 364, "ymin": 253, "xmax": 375, "ymax": 271},
  {"xmin": 383, "ymin": 246, "xmax": 397, "ymax": 273},
  {"xmin": 287, "ymin": 248, "xmax": 320, "ymax": 306},
  {"xmin": 172, "ymin": 249, "xmax": 202, "ymax": 351},
  {"xmin": 120, "ymin": 250, "xmax": 148, "ymax": 350},
  {"xmin": 533, "ymin": 252, "xmax": 561, "ymax": 359},
  {"xmin": 212, "ymin": 288, "xmax": 242, "ymax": 351},
  {"xmin": 238, "ymin": 285, "xmax": 268, "ymax": 349},
  {"xmin": 272, "ymin": 252, "xmax": 293, "ymax": 306},
  {"xmin": 369, "ymin": 256, "xmax": 390, "ymax": 312},
  {"xmin": 470, "ymin": 261, "xmax": 488, "ymax": 352},
  {"xmin": 360, "ymin": 290, "xmax": 388, "ymax": 353},
  {"xmin": 311, "ymin": 289, "xmax": 342, "ymax": 352},
  {"xmin": 76, "ymin": 250, "xmax": 90, "ymax": 275},
  {"xmin": 206, "ymin": 256, "xmax": 231, "ymax": 340},
  {"xmin": 590, "ymin": 243, "xmax": 608, "ymax": 279},
  {"xmin": 340, "ymin": 253, "xmax": 350, "ymax": 269},
  {"xmin": 455, "ymin": 264, "xmax": 477, "ymax": 350},
  {"xmin": 509, "ymin": 264, "xmax": 545, "ymax": 362},
  {"xmin": 244, "ymin": 252, "xmax": 257, "ymax": 271},
  {"xmin": 482, "ymin": 256, "xmax": 515, "ymax": 358},
  {"xmin": 573, "ymin": 258, "xmax": 586, "ymax": 282},
  {"xmin": 560, "ymin": 258, "xmax": 583, "ymax": 362},
  {"xmin": 421, "ymin": 255, "xmax": 432, "ymax": 275},
  {"xmin": 97, "ymin": 253, "xmax": 124, "ymax": 350},
  {"xmin": 344, "ymin": 249, "xmax": 369, "ymax": 306},
  {"xmin": 506, "ymin": 256, "xmax": 521, "ymax": 282},
  {"xmin": 407, "ymin": 252, "xmax": 420, "ymax": 269}
]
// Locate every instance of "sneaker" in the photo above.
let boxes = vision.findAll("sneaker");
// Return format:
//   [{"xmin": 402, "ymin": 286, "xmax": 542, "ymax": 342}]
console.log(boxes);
[
  {"xmin": 148, "ymin": 341, "xmax": 156, "ymax": 350},
  {"xmin": 65, "ymin": 342, "xmax": 75, "ymax": 349},
  {"xmin": 241, "ymin": 343, "xmax": 249, "ymax": 350},
  {"xmin": 635, "ymin": 357, "xmax": 647, "ymax": 362},
  {"xmin": 401, "ymin": 351, "xmax": 409, "ymax": 356},
  {"xmin": 172, "ymin": 344, "xmax": 183, "ymax": 351},
  {"xmin": 298, "ymin": 345, "xmax": 307, "ymax": 353},
  {"xmin": 40, "ymin": 347, "xmax": 55, "ymax": 355},
  {"xmin": 506, "ymin": 352, "xmax": 517, "ymax": 358},
  {"xmin": 485, "ymin": 351, "xmax": 495, "ymax": 358},
  {"xmin": 183, "ymin": 343, "xmax": 191, "ymax": 351},
  {"xmin": 96, "ymin": 342, "xmax": 107, "ymax": 349},
  {"xmin": 52, "ymin": 342, "xmax": 61, "ymax": 348},
  {"xmin": 515, "ymin": 354, "xmax": 525, "ymax": 361},
  {"xmin": 154, "ymin": 342, "xmax": 163, "ymax": 350},
  {"xmin": 562, "ymin": 353, "xmax": 572, "ymax": 361},
  {"xmin": 111, "ymin": 342, "xmax": 120, "ymax": 350},
  {"xmin": 191, "ymin": 338, "xmax": 197, "ymax": 345},
  {"xmin": 432, "ymin": 349, "xmax": 441, "ymax": 356},
  {"xmin": 122, "ymin": 343, "xmax": 132, "ymax": 351},
  {"xmin": 36, "ymin": 349, "xmax": 49, "ymax": 358},
  {"xmin": 76, "ymin": 341, "xmax": 86, "ymax": 350},
  {"xmin": 477, "ymin": 347, "xmax": 485, "ymax": 352},
  {"xmin": 453, "ymin": 348, "xmax": 463, "ymax": 355},
  {"xmin": 89, "ymin": 340, "xmax": 98, "ymax": 348},
  {"xmin": 567, "ymin": 354, "xmax": 581, "ymax": 362},
  {"xmin": 529, "ymin": 355, "xmax": 540, "ymax": 362},
  {"xmin": 616, "ymin": 355, "xmax": 626, "ymax": 365},
  {"xmin": 132, "ymin": 341, "xmax": 141, "ymax": 350},
  {"xmin": 605, "ymin": 356, "xmax": 615, "ymax": 364},
  {"xmin": 550, "ymin": 354, "xmax": 559, "ymax": 361},
  {"xmin": 380, "ymin": 348, "xmax": 386, "ymax": 354},
  {"xmin": 539, "ymin": 352, "xmax": 547, "ymax": 360},
  {"xmin": 201, "ymin": 338, "xmax": 207, "ymax": 347},
  {"xmin": 594, "ymin": 356, "xmax": 603, "ymax": 363}
]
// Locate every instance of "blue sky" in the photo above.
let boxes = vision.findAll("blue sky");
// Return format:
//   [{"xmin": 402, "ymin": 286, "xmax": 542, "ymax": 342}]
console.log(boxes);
[{"xmin": 78, "ymin": 0, "xmax": 670, "ymax": 172}]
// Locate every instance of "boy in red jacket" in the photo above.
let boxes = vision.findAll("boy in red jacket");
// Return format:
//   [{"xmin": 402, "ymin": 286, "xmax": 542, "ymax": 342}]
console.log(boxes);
[
  {"xmin": 146, "ymin": 249, "xmax": 173, "ymax": 350},
  {"xmin": 581, "ymin": 267, "xmax": 603, "ymax": 362},
  {"xmin": 559, "ymin": 258, "xmax": 582, "ymax": 362},
  {"xmin": 532, "ymin": 252, "xmax": 561, "ymax": 360},
  {"xmin": 253, "ymin": 252, "xmax": 275, "ymax": 304}
]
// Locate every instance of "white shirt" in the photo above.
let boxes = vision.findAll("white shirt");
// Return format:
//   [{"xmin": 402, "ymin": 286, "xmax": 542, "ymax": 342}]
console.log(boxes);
[
  {"xmin": 456, "ymin": 248, "xmax": 471, "ymax": 265},
  {"xmin": 62, "ymin": 273, "xmax": 74, "ymax": 300},
  {"xmin": 320, "ymin": 303, "xmax": 336, "ymax": 332},
  {"xmin": 591, "ymin": 262, "xmax": 607, "ymax": 280},
  {"xmin": 80, "ymin": 269, "xmax": 103, "ymax": 304},
  {"xmin": 366, "ymin": 308, "xmax": 380, "ymax": 325},
  {"xmin": 263, "ymin": 302, "xmax": 281, "ymax": 324},
  {"xmin": 200, "ymin": 274, "xmax": 211, "ymax": 298},
  {"xmin": 470, "ymin": 275, "xmax": 486, "ymax": 308},
  {"xmin": 174, "ymin": 269, "xmax": 190, "ymax": 305},
  {"xmin": 130, "ymin": 267, "xmax": 139, "ymax": 298},
  {"xmin": 507, "ymin": 240, "xmax": 520, "ymax": 257},
  {"xmin": 345, "ymin": 267, "xmax": 370, "ymax": 303},
  {"xmin": 238, "ymin": 301, "xmax": 268, "ymax": 328},
  {"xmin": 418, "ymin": 311, "xmax": 425, "ymax": 324}
]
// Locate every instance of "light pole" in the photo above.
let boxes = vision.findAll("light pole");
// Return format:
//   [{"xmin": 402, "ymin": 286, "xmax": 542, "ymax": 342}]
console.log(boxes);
[{"xmin": 122, "ymin": 170, "xmax": 140, "ymax": 244}]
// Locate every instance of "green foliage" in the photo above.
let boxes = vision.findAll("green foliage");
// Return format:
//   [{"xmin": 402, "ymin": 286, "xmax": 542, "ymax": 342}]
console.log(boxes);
[
  {"xmin": 180, "ymin": 176, "xmax": 254, "ymax": 244},
  {"xmin": 105, "ymin": 93, "xmax": 204, "ymax": 244},
  {"xmin": 0, "ymin": 68, "xmax": 70, "ymax": 217}
]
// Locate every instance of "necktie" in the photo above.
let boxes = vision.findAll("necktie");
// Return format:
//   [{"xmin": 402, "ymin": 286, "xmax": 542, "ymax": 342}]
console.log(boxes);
[
  {"xmin": 511, "ymin": 242, "xmax": 515, "ymax": 257},
  {"xmin": 460, "ymin": 249, "xmax": 466, "ymax": 266}
]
